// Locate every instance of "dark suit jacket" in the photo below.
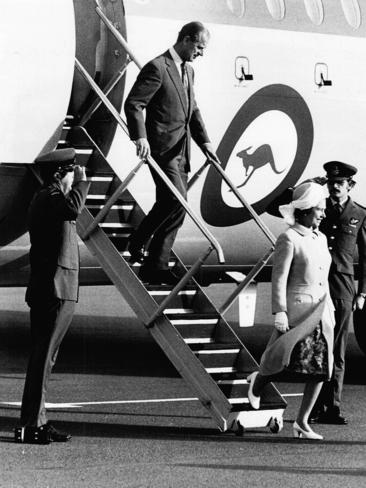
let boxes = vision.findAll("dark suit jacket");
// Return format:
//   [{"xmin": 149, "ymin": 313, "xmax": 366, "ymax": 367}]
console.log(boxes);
[
  {"xmin": 25, "ymin": 181, "xmax": 90, "ymax": 305},
  {"xmin": 320, "ymin": 197, "xmax": 366, "ymax": 294},
  {"xmin": 124, "ymin": 50, "xmax": 210, "ymax": 169}
]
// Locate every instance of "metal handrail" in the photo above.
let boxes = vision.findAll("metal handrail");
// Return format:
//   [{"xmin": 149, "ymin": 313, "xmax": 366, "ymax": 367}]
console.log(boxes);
[
  {"xmin": 86, "ymin": 3, "xmax": 279, "ymax": 323},
  {"xmin": 75, "ymin": 57, "xmax": 225, "ymax": 263},
  {"xmin": 95, "ymin": 4, "xmax": 143, "ymax": 69},
  {"xmin": 80, "ymin": 158, "xmax": 145, "ymax": 240},
  {"xmin": 94, "ymin": 3, "xmax": 276, "ymax": 247},
  {"xmin": 219, "ymin": 247, "xmax": 274, "ymax": 316},
  {"xmin": 146, "ymin": 247, "xmax": 213, "ymax": 327},
  {"xmin": 80, "ymin": 60, "xmax": 131, "ymax": 126},
  {"xmin": 189, "ymin": 159, "xmax": 276, "ymax": 245}
]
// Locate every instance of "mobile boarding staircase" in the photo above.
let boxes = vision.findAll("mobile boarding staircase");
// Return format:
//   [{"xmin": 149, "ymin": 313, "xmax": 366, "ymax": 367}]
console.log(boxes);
[{"xmin": 59, "ymin": 4, "xmax": 287, "ymax": 433}]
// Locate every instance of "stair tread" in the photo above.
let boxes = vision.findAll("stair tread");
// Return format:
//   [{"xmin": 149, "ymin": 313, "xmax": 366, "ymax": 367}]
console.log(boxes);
[
  {"xmin": 190, "ymin": 342, "xmax": 242, "ymax": 351},
  {"xmin": 165, "ymin": 312, "xmax": 219, "ymax": 320},
  {"xmin": 230, "ymin": 399, "xmax": 287, "ymax": 412}
]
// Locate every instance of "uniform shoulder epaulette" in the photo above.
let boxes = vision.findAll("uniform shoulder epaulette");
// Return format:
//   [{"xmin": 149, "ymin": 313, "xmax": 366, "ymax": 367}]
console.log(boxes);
[{"xmin": 354, "ymin": 201, "xmax": 366, "ymax": 211}]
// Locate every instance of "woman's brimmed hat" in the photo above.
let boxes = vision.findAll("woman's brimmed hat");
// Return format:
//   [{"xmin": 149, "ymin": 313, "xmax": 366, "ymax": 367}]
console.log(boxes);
[{"xmin": 279, "ymin": 181, "xmax": 328, "ymax": 226}]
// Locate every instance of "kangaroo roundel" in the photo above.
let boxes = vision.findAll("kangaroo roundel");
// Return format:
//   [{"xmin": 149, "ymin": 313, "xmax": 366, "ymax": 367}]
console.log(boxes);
[{"xmin": 201, "ymin": 84, "xmax": 313, "ymax": 226}]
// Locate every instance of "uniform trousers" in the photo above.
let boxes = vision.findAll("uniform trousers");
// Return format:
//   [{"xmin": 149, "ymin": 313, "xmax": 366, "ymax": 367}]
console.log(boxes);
[
  {"xmin": 319, "ymin": 297, "xmax": 353, "ymax": 410},
  {"xmin": 20, "ymin": 298, "xmax": 75, "ymax": 427},
  {"xmin": 314, "ymin": 267, "xmax": 354, "ymax": 414},
  {"xmin": 132, "ymin": 155, "xmax": 188, "ymax": 270}
]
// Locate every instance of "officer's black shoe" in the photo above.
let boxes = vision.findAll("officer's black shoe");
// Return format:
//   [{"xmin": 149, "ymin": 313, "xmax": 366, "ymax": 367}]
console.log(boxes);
[
  {"xmin": 312, "ymin": 413, "xmax": 348, "ymax": 425},
  {"xmin": 311, "ymin": 407, "xmax": 348, "ymax": 425},
  {"xmin": 45, "ymin": 423, "xmax": 72, "ymax": 442},
  {"xmin": 14, "ymin": 424, "xmax": 51, "ymax": 444},
  {"xmin": 309, "ymin": 407, "xmax": 326, "ymax": 424}
]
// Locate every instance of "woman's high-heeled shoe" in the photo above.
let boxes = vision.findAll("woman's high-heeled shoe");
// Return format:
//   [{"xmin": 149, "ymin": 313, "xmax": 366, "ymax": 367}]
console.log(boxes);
[
  {"xmin": 293, "ymin": 421, "xmax": 323, "ymax": 440},
  {"xmin": 247, "ymin": 372, "xmax": 260, "ymax": 410}
]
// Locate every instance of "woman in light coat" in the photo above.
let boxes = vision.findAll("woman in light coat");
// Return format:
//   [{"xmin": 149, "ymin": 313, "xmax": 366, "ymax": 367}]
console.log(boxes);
[{"xmin": 248, "ymin": 182, "xmax": 334, "ymax": 439}]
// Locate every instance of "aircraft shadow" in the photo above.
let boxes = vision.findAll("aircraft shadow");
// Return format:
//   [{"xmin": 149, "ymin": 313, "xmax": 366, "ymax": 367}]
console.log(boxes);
[{"xmin": 1, "ymin": 415, "xmax": 366, "ymax": 449}]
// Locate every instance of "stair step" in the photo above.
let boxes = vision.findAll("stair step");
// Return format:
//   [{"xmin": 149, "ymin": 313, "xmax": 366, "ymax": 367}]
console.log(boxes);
[
  {"xmin": 166, "ymin": 313, "xmax": 219, "ymax": 321},
  {"xmin": 149, "ymin": 288, "xmax": 197, "ymax": 297},
  {"xmin": 88, "ymin": 175, "xmax": 115, "ymax": 194},
  {"xmin": 86, "ymin": 196, "xmax": 134, "ymax": 206},
  {"xmin": 149, "ymin": 287, "xmax": 197, "ymax": 307},
  {"xmin": 205, "ymin": 366, "xmax": 237, "ymax": 374},
  {"xmin": 163, "ymin": 308, "xmax": 195, "ymax": 314},
  {"xmin": 100, "ymin": 223, "xmax": 132, "ymax": 229},
  {"xmin": 228, "ymin": 398, "xmax": 249, "ymax": 405},
  {"xmin": 217, "ymin": 378, "xmax": 250, "ymax": 398},
  {"xmin": 230, "ymin": 400, "xmax": 285, "ymax": 412},
  {"xmin": 105, "ymin": 227, "xmax": 134, "ymax": 236},
  {"xmin": 60, "ymin": 126, "xmax": 71, "ymax": 142},
  {"xmin": 194, "ymin": 347, "xmax": 241, "ymax": 369},
  {"xmin": 168, "ymin": 313, "xmax": 219, "ymax": 344},
  {"xmin": 88, "ymin": 204, "xmax": 135, "ymax": 223}
]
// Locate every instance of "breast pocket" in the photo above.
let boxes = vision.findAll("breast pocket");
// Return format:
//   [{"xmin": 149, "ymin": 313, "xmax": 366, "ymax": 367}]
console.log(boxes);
[{"xmin": 338, "ymin": 224, "xmax": 357, "ymax": 252}]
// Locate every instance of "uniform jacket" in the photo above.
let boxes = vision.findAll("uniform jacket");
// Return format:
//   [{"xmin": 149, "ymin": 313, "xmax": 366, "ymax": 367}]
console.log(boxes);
[
  {"xmin": 319, "ymin": 197, "xmax": 366, "ymax": 293},
  {"xmin": 124, "ymin": 50, "xmax": 210, "ymax": 169},
  {"xmin": 260, "ymin": 224, "xmax": 334, "ymax": 378},
  {"xmin": 26, "ymin": 180, "xmax": 90, "ymax": 305}
]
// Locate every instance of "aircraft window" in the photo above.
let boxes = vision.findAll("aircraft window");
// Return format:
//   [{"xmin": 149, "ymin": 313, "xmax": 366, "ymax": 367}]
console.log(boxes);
[
  {"xmin": 341, "ymin": 0, "xmax": 361, "ymax": 29},
  {"xmin": 265, "ymin": 0, "xmax": 285, "ymax": 20},
  {"xmin": 226, "ymin": 0, "xmax": 246, "ymax": 18},
  {"xmin": 303, "ymin": 0, "xmax": 324, "ymax": 26}
]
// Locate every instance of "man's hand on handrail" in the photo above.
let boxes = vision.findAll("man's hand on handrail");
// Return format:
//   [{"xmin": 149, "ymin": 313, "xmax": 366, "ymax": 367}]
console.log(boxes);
[
  {"xmin": 202, "ymin": 142, "xmax": 220, "ymax": 164},
  {"xmin": 135, "ymin": 138, "xmax": 151, "ymax": 160}
]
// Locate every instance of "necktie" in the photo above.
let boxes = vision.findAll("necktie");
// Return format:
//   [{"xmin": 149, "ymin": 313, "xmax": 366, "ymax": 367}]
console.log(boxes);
[
  {"xmin": 334, "ymin": 203, "xmax": 343, "ymax": 215},
  {"xmin": 181, "ymin": 62, "xmax": 189, "ymax": 101}
]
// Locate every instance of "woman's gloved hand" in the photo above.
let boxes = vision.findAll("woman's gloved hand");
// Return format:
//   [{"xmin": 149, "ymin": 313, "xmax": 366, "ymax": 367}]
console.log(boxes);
[{"xmin": 274, "ymin": 311, "xmax": 289, "ymax": 333}]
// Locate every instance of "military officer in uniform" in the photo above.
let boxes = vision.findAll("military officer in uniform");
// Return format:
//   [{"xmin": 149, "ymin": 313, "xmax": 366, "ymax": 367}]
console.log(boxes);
[
  {"xmin": 15, "ymin": 148, "xmax": 90, "ymax": 444},
  {"xmin": 311, "ymin": 161, "xmax": 366, "ymax": 425}
]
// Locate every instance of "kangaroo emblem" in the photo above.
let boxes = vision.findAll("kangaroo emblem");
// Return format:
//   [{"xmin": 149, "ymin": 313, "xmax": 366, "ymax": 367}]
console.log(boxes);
[{"xmin": 235, "ymin": 144, "xmax": 285, "ymax": 189}]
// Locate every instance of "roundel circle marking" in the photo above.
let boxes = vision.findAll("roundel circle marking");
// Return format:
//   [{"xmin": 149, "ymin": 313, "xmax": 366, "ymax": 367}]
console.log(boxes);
[{"xmin": 200, "ymin": 84, "xmax": 314, "ymax": 227}]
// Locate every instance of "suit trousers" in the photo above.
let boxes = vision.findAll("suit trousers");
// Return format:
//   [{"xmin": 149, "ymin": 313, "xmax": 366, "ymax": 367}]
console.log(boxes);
[
  {"xmin": 132, "ymin": 156, "xmax": 188, "ymax": 270},
  {"xmin": 20, "ymin": 298, "xmax": 75, "ymax": 427}
]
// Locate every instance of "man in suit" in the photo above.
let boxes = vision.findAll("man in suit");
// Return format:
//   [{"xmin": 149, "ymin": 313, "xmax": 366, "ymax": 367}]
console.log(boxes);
[
  {"xmin": 15, "ymin": 148, "xmax": 90, "ymax": 444},
  {"xmin": 311, "ymin": 161, "xmax": 366, "ymax": 425},
  {"xmin": 124, "ymin": 21, "xmax": 219, "ymax": 285}
]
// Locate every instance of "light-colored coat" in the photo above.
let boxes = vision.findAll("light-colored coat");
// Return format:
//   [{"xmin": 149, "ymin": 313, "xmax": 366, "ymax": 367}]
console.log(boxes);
[{"xmin": 259, "ymin": 223, "xmax": 335, "ymax": 378}]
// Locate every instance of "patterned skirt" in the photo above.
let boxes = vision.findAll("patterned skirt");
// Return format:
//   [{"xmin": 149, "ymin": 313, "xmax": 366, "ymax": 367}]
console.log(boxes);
[{"xmin": 286, "ymin": 323, "xmax": 328, "ymax": 377}]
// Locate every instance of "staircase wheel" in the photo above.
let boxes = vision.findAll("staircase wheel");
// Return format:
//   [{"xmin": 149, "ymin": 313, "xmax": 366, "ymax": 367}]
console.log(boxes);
[
  {"xmin": 268, "ymin": 416, "xmax": 283, "ymax": 434},
  {"xmin": 234, "ymin": 420, "xmax": 245, "ymax": 437}
]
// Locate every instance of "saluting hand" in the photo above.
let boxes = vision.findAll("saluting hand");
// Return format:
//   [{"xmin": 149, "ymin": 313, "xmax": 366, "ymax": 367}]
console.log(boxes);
[
  {"xmin": 73, "ymin": 165, "xmax": 87, "ymax": 182},
  {"xmin": 274, "ymin": 311, "xmax": 289, "ymax": 333}
]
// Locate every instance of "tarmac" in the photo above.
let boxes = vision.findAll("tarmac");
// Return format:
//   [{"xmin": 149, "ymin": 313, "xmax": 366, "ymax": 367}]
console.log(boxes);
[{"xmin": 0, "ymin": 285, "xmax": 365, "ymax": 488}]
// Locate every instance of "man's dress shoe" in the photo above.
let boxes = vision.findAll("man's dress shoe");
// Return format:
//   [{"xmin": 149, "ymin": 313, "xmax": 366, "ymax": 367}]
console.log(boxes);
[
  {"xmin": 140, "ymin": 268, "xmax": 181, "ymax": 286},
  {"xmin": 128, "ymin": 240, "xmax": 145, "ymax": 264}
]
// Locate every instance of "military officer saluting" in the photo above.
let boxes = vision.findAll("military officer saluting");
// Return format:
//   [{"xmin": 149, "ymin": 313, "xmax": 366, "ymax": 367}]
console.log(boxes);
[
  {"xmin": 15, "ymin": 148, "xmax": 90, "ymax": 444},
  {"xmin": 311, "ymin": 161, "xmax": 366, "ymax": 425}
]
